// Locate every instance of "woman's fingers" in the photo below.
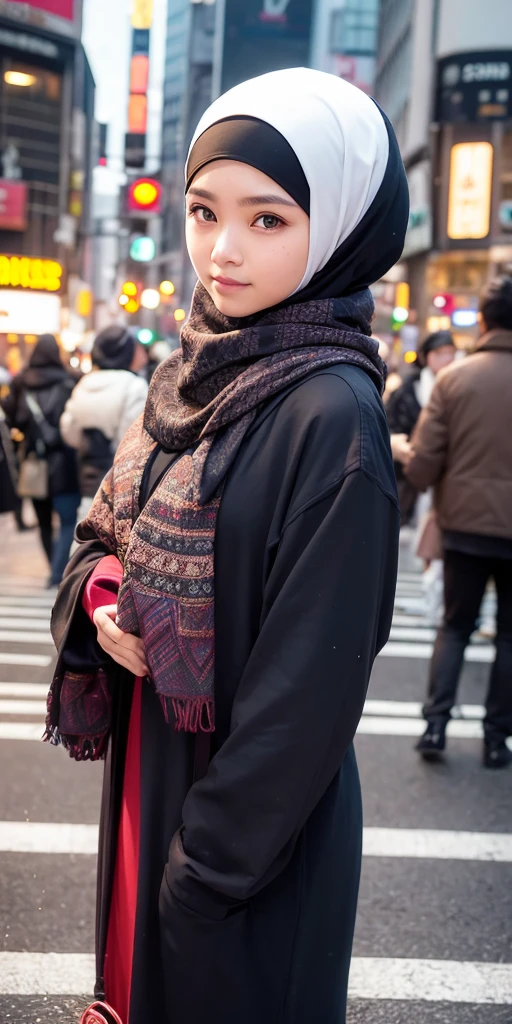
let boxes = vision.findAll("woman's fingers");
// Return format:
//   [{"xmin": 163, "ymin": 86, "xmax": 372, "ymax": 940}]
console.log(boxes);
[
  {"xmin": 97, "ymin": 631, "xmax": 148, "ymax": 676},
  {"xmin": 93, "ymin": 604, "xmax": 149, "ymax": 676}
]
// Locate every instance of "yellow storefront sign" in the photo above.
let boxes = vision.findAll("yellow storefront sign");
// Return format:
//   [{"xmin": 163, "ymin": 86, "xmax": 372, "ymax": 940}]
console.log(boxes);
[
  {"xmin": 0, "ymin": 256, "xmax": 63, "ymax": 292},
  {"xmin": 132, "ymin": 0, "xmax": 153, "ymax": 29},
  {"xmin": 447, "ymin": 142, "xmax": 493, "ymax": 240}
]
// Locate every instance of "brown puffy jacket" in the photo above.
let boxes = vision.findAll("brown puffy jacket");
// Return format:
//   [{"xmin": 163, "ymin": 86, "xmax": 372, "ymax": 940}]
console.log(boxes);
[{"xmin": 405, "ymin": 330, "xmax": 512, "ymax": 539}]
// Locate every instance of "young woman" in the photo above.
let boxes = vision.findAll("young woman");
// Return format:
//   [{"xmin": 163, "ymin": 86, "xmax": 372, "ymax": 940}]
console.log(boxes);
[{"xmin": 47, "ymin": 68, "xmax": 408, "ymax": 1024}]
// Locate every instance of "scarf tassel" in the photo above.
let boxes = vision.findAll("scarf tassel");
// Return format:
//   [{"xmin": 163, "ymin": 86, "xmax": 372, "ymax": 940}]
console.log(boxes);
[
  {"xmin": 164, "ymin": 696, "xmax": 215, "ymax": 733},
  {"xmin": 43, "ymin": 723, "xmax": 109, "ymax": 762}
]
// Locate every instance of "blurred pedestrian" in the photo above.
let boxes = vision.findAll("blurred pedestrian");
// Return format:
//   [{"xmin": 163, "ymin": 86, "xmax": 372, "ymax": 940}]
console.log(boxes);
[
  {"xmin": 407, "ymin": 276, "xmax": 512, "ymax": 768},
  {"xmin": 3, "ymin": 335, "xmax": 79, "ymax": 586},
  {"xmin": 0, "ymin": 405, "xmax": 18, "ymax": 514},
  {"xmin": 59, "ymin": 325, "xmax": 148, "ymax": 523},
  {"xmin": 387, "ymin": 330, "xmax": 455, "ymax": 524},
  {"xmin": 46, "ymin": 68, "xmax": 408, "ymax": 1024}
]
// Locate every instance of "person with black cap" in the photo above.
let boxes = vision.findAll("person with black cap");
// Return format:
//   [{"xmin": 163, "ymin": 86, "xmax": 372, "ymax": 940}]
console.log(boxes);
[
  {"xmin": 3, "ymin": 334, "xmax": 79, "ymax": 585},
  {"xmin": 47, "ymin": 68, "xmax": 409, "ymax": 1024},
  {"xmin": 387, "ymin": 330, "xmax": 455, "ymax": 523},
  {"xmin": 60, "ymin": 324, "xmax": 148, "ymax": 523},
  {"xmin": 406, "ymin": 276, "xmax": 512, "ymax": 769}
]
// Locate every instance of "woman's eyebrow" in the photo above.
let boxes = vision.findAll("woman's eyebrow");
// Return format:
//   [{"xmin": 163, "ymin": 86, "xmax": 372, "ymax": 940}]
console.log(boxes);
[
  {"xmin": 238, "ymin": 194, "xmax": 298, "ymax": 208},
  {"xmin": 187, "ymin": 186, "xmax": 297, "ymax": 208},
  {"xmin": 188, "ymin": 187, "xmax": 216, "ymax": 201}
]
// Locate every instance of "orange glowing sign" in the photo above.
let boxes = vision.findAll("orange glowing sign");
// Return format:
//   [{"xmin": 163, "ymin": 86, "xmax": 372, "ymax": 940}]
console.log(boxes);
[
  {"xmin": 128, "ymin": 94, "xmax": 147, "ymax": 135},
  {"xmin": 130, "ymin": 55, "xmax": 149, "ymax": 95},
  {"xmin": 447, "ymin": 142, "xmax": 493, "ymax": 240}
]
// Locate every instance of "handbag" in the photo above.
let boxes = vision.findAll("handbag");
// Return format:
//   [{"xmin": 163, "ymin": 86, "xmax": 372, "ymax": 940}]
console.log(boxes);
[
  {"xmin": 79, "ymin": 1000, "xmax": 123, "ymax": 1024},
  {"xmin": 416, "ymin": 508, "xmax": 442, "ymax": 563},
  {"xmin": 17, "ymin": 392, "xmax": 50, "ymax": 499},
  {"xmin": 18, "ymin": 449, "xmax": 49, "ymax": 499}
]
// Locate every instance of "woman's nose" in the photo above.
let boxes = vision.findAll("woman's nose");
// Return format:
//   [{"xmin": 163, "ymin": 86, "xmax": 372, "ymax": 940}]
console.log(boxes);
[{"xmin": 211, "ymin": 227, "xmax": 243, "ymax": 267}]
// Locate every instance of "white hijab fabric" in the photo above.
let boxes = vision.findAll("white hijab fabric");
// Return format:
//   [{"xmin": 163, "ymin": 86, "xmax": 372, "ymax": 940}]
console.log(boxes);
[{"xmin": 188, "ymin": 67, "xmax": 389, "ymax": 294}]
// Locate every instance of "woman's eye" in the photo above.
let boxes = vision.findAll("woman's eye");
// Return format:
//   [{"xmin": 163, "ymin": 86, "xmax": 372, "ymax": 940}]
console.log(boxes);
[
  {"xmin": 190, "ymin": 205, "xmax": 216, "ymax": 223},
  {"xmin": 255, "ymin": 214, "xmax": 282, "ymax": 230}
]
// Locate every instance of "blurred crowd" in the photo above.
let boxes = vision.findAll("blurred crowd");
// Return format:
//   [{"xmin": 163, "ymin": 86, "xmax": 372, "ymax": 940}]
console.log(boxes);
[
  {"xmin": 1, "ymin": 276, "xmax": 512, "ymax": 769},
  {"xmin": 385, "ymin": 275, "xmax": 512, "ymax": 768},
  {"xmin": 0, "ymin": 326, "xmax": 157, "ymax": 586}
]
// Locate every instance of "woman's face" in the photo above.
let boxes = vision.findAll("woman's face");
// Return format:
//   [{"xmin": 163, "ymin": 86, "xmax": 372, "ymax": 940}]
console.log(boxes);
[{"xmin": 185, "ymin": 160, "xmax": 310, "ymax": 317}]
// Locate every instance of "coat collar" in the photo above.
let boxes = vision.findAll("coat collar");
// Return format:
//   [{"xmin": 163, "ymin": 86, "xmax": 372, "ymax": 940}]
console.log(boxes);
[{"xmin": 476, "ymin": 329, "xmax": 512, "ymax": 354}]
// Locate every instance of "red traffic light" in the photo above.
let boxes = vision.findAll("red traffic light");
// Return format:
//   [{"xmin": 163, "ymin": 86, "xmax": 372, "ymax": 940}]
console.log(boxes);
[{"xmin": 127, "ymin": 178, "xmax": 161, "ymax": 214}]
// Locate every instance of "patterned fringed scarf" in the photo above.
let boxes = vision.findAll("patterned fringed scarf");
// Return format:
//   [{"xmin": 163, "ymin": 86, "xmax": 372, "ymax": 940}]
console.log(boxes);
[{"xmin": 46, "ymin": 283, "xmax": 385, "ymax": 759}]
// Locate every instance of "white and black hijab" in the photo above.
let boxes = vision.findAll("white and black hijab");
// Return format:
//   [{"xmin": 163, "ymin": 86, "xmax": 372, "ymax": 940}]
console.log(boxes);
[{"xmin": 186, "ymin": 66, "xmax": 409, "ymax": 303}]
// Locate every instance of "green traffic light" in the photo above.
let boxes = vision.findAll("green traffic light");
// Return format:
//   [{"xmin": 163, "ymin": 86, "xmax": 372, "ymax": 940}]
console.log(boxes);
[{"xmin": 138, "ymin": 328, "xmax": 154, "ymax": 345}]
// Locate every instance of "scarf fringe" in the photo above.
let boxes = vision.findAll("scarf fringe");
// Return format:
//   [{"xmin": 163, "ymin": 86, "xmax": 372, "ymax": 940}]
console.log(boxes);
[
  {"xmin": 43, "ymin": 723, "xmax": 109, "ymax": 762},
  {"xmin": 167, "ymin": 696, "xmax": 215, "ymax": 733}
]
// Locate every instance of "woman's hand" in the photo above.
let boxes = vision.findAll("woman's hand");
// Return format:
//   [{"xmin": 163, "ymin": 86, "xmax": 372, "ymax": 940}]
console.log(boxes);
[{"xmin": 93, "ymin": 604, "xmax": 149, "ymax": 677}]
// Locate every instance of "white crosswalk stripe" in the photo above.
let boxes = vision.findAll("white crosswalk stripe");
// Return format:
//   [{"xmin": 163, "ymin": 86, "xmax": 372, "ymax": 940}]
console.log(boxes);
[
  {"xmin": 2, "ymin": 820, "xmax": 512, "ymax": 862},
  {"xmin": 378, "ymin": 566, "xmax": 495, "ymax": 662},
  {"xmin": 0, "ymin": 560, "xmax": 510, "ymax": 1016},
  {"xmin": 3, "ymin": 952, "xmax": 511, "ymax": 1002}
]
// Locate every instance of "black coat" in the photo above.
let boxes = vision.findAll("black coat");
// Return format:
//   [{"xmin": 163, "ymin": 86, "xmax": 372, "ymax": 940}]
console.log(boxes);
[
  {"xmin": 0, "ymin": 413, "xmax": 18, "ymax": 512},
  {"xmin": 386, "ymin": 373, "xmax": 421, "ymax": 439},
  {"xmin": 51, "ymin": 364, "xmax": 399, "ymax": 1024},
  {"xmin": 3, "ymin": 364, "xmax": 79, "ymax": 496}
]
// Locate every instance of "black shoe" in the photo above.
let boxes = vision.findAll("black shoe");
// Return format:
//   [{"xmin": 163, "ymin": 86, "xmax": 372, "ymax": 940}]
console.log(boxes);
[
  {"xmin": 415, "ymin": 722, "xmax": 446, "ymax": 760},
  {"xmin": 483, "ymin": 739, "xmax": 512, "ymax": 769}
]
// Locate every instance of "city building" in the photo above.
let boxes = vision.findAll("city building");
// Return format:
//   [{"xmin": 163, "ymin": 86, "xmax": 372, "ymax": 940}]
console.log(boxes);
[
  {"xmin": 82, "ymin": 0, "xmax": 167, "ymax": 335},
  {"xmin": 158, "ymin": 0, "xmax": 216, "ymax": 311},
  {"xmin": 0, "ymin": 0, "xmax": 95, "ymax": 373},
  {"xmin": 374, "ymin": 0, "xmax": 512, "ymax": 351},
  {"xmin": 310, "ymin": 0, "xmax": 379, "ymax": 94}
]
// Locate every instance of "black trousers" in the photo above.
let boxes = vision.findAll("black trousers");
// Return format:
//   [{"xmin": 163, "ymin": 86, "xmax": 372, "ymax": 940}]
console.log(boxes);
[
  {"xmin": 32, "ymin": 497, "xmax": 53, "ymax": 566},
  {"xmin": 425, "ymin": 548, "xmax": 512, "ymax": 741}
]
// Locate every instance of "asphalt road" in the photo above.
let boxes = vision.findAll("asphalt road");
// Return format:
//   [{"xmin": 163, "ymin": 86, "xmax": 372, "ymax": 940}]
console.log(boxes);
[{"xmin": 0, "ymin": 514, "xmax": 510, "ymax": 1023}]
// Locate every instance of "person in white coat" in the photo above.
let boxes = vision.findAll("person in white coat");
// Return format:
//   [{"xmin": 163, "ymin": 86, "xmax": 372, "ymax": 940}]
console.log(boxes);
[{"xmin": 60, "ymin": 325, "xmax": 148, "ymax": 522}]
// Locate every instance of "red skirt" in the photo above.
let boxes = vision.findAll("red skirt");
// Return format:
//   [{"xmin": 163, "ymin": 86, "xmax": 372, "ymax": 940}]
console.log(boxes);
[{"xmin": 82, "ymin": 557, "xmax": 141, "ymax": 1024}]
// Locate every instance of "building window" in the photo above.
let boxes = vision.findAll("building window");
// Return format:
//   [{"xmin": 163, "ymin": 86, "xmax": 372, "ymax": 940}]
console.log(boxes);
[{"xmin": 330, "ymin": 0, "xmax": 379, "ymax": 57}]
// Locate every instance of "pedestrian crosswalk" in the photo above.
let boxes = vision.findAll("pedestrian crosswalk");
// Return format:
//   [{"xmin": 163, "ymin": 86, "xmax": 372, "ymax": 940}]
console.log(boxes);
[
  {"xmin": 381, "ymin": 566, "xmax": 496, "ymax": 660},
  {"xmin": 0, "ymin": 555, "xmax": 510, "ymax": 1021}
]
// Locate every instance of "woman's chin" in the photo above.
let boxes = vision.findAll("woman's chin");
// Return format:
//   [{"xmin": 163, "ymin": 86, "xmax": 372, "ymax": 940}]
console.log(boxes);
[{"xmin": 205, "ymin": 283, "xmax": 263, "ymax": 318}]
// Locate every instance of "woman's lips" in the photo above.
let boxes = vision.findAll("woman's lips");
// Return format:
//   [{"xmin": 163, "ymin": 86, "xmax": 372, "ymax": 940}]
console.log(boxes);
[{"xmin": 212, "ymin": 276, "xmax": 250, "ymax": 291}]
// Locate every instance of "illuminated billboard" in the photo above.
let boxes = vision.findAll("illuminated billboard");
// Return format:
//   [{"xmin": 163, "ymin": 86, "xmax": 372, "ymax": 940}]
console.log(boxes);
[
  {"xmin": 0, "ymin": 0, "xmax": 81, "ymax": 38},
  {"xmin": 217, "ymin": 0, "xmax": 314, "ymax": 95},
  {"xmin": 447, "ymin": 142, "xmax": 493, "ymax": 240}
]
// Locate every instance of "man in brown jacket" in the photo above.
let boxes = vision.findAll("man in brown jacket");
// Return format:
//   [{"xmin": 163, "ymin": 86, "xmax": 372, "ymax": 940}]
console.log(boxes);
[{"xmin": 405, "ymin": 276, "xmax": 512, "ymax": 768}]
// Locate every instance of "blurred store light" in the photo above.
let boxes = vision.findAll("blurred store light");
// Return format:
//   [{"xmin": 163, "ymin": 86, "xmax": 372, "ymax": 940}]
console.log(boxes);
[
  {"xmin": 130, "ymin": 236, "xmax": 155, "ymax": 262},
  {"xmin": 452, "ymin": 309, "xmax": 478, "ymax": 328},
  {"xmin": 122, "ymin": 281, "xmax": 138, "ymax": 296},
  {"xmin": 447, "ymin": 142, "xmax": 493, "ymax": 240},
  {"xmin": 4, "ymin": 71, "xmax": 36, "ymax": 87},
  {"xmin": 159, "ymin": 280, "xmax": 175, "ymax": 296},
  {"xmin": 141, "ymin": 288, "xmax": 160, "ymax": 310}
]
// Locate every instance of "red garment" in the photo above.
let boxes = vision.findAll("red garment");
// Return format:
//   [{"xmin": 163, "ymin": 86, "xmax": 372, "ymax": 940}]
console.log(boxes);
[
  {"xmin": 104, "ymin": 677, "xmax": 141, "ymax": 1023},
  {"xmin": 82, "ymin": 558, "xmax": 141, "ymax": 1024}
]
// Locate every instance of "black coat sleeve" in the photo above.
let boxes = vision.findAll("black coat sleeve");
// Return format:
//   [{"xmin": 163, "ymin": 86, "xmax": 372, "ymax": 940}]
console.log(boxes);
[
  {"xmin": 165, "ymin": 468, "xmax": 398, "ymax": 920},
  {"xmin": 386, "ymin": 380, "xmax": 420, "ymax": 437}
]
